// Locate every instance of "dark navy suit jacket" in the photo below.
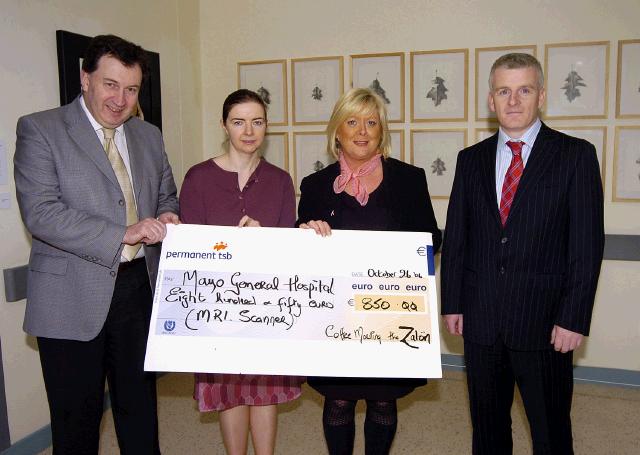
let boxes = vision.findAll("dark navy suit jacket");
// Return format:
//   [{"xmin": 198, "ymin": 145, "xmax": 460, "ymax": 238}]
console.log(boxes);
[{"xmin": 440, "ymin": 123, "xmax": 604, "ymax": 350}]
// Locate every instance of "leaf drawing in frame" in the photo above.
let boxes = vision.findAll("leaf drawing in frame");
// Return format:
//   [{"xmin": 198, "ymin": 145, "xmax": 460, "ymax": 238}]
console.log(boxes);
[
  {"xmin": 311, "ymin": 85, "xmax": 323, "ymax": 101},
  {"xmin": 562, "ymin": 67, "xmax": 587, "ymax": 102},
  {"xmin": 256, "ymin": 86, "xmax": 271, "ymax": 105},
  {"xmin": 426, "ymin": 71, "xmax": 448, "ymax": 106},
  {"xmin": 431, "ymin": 157, "xmax": 447, "ymax": 176},
  {"xmin": 369, "ymin": 74, "xmax": 391, "ymax": 104}
]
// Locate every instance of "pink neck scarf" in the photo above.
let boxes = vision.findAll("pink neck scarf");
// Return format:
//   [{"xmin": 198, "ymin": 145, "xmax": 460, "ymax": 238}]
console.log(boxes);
[{"xmin": 333, "ymin": 152, "xmax": 382, "ymax": 206}]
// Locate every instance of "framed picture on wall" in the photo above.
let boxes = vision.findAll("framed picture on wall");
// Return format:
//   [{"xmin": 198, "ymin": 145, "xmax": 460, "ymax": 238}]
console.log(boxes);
[
  {"xmin": 292, "ymin": 56, "xmax": 344, "ymax": 125},
  {"xmin": 474, "ymin": 127, "xmax": 497, "ymax": 144},
  {"xmin": 616, "ymin": 39, "xmax": 640, "ymax": 119},
  {"xmin": 410, "ymin": 129, "xmax": 467, "ymax": 198},
  {"xmin": 351, "ymin": 52, "xmax": 404, "ymax": 122},
  {"xmin": 544, "ymin": 41, "xmax": 610, "ymax": 119},
  {"xmin": 475, "ymin": 45, "xmax": 536, "ymax": 121},
  {"xmin": 556, "ymin": 126, "xmax": 607, "ymax": 181},
  {"xmin": 410, "ymin": 49, "xmax": 468, "ymax": 122},
  {"xmin": 388, "ymin": 129, "xmax": 405, "ymax": 161},
  {"xmin": 293, "ymin": 132, "xmax": 335, "ymax": 194},
  {"xmin": 262, "ymin": 132, "xmax": 289, "ymax": 172},
  {"xmin": 613, "ymin": 126, "xmax": 640, "ymax": 202},
  {"xmin": 238, "ymin": 59, "xmax": 288, "ymax": 126}
]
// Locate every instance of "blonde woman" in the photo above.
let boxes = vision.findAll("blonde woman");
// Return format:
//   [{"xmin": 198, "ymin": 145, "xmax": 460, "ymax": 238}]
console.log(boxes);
[{"xmin": 297, "ymin": 88, "xmax": 441, "ymax": 454}]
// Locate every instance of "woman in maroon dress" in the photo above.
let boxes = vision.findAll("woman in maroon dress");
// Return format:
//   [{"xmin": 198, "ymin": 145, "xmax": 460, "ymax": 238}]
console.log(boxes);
[{"xmin": 180, "ymin": 89, "xmax": 303, "ymax": 455}]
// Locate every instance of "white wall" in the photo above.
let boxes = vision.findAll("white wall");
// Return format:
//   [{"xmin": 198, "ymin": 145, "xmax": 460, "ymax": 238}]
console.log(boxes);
[
  {"xmin": 198, "ymin": 0, "xmax": 640, "ymax": 371},
  {"xmin": 0, "ymin": 0, "xmax": 201, "ymax": 443}
]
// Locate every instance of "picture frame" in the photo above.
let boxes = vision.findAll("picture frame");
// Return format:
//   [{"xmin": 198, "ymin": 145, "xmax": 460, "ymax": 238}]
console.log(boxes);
[
  {"xmin": 410, "ymin": 129, "xmax": 467, "ymax": 199},
  {"xmin": 238, "ymin": 59, "xmax": 288, "ymax": 126},
  {"xmin": 474, "ymin": 128, "xmax": 497, "ymax": 144},
  {"xmin": 475, "ymin": 45, "xmax": 536, "ymax": 121},
  {"xmin": 56, "ymin": 30, "xmax": 163, "ymax": 130},
  {"xmin": 351, "ymin": 52, "xmax": 404, "ymax": 122},
  {"xmin": 544, "ymin": 41, "xmax": 610, "ymax": 119},
  {"xmin": 410, "ymin": 49, "xmax": 468, "ymax": 122},
  {"xmin": 262, "ymin": 132, "xmax": 289, "ymax": 172},
  {"xmin": 616, "ymin": 39, "xmax": 640, "ymax": 119},
  {"xmin": 556, "ymin": 126, "xmax": 607, "ymax": 181},
  {"xmin": 388, "ymin": 129, "xmax": 405, "ymax": 162},
  {"xmin": 613, "ymin": 126, "xmax": 640, "ymax": 202},
  {"xmin": 292, "ymin": 56, "xmax": 344, "ymax": 125},
  {"xmin": 292, "ymin": 132, "xmax": 335, "ymax": 194}
]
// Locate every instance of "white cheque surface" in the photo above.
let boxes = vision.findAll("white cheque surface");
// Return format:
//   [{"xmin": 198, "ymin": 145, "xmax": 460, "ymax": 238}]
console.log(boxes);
[{"xmin": 145, "ymin": 224, "xmax": 442, "ymax": 378}]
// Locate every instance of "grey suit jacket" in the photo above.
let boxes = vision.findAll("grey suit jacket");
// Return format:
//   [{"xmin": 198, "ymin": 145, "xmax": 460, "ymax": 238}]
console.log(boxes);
[{"xmin": 14, "ymin": 97, "xmax": 179, "ymax": 341}]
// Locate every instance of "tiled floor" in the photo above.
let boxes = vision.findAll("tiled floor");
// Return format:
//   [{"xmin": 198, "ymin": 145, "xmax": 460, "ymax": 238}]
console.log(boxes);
[{"xmin": 38, "ymin": 370, "xmax": 640, "ymax": 454}]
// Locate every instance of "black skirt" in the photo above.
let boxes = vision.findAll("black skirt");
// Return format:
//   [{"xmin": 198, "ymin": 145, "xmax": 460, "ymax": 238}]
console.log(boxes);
[
  {"xmin": 308, "ymin": 376, "xmax": 427, "ymax": 400},
  {"xmin": 310, "ymin": 185, "xmax": 428, "ymax": 401}
]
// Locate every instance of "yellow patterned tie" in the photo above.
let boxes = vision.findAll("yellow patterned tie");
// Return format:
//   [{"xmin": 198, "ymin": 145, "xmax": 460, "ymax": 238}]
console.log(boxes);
[{"xmin": 102, "ymin": 128, "xmax": 140, "ymax": 261}]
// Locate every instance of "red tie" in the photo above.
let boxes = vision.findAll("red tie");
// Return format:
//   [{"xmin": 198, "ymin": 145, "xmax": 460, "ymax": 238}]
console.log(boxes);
[{"xmin": 499, "ymin": 141, "xmax": 524, "ymax": 226}]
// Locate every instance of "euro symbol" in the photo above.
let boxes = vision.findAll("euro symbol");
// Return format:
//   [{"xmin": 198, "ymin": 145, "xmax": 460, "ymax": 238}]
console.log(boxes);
[{"xmin": 416, "ymin": 247, "xmax": 426, "ymax": 256}]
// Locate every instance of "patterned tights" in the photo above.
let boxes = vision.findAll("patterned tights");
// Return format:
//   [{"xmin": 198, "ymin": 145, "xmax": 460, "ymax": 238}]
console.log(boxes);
[{"xmin": 322, "ymin": 398, "xmax": 398, "ymax": 455}]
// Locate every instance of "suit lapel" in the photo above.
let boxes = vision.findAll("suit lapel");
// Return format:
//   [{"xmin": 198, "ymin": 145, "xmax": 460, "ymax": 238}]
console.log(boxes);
[
  {"xmin": 479, "ymin": 134, "xmax": 502, "ymax": 228},
  {"xmin": 507, "ymin": 123, "xmax": 557, "ymax": 223},
  {"xmin": 124, "ymin": 121, "xmax": 144, "ymax": 201},
  {"xmin": 381, "ymin": 159, "xmax": 399, "ymax": 228},
  {"xmin": 328, "ymin": 162, "xmax": 342, "ymax": 225},
  {"xmin": 64, "ymin": 98, "xmax": 120, "ymax": 187}
]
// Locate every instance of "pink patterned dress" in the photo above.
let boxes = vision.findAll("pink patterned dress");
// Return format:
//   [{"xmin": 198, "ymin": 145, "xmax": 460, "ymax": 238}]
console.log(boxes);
[
  {"xmin": 194, "ymin": 373, "xmax": 303, "ymax": 411},
  {"xmin": 180, "ymin": 159, "xmax": 304, "ymax": 411}
]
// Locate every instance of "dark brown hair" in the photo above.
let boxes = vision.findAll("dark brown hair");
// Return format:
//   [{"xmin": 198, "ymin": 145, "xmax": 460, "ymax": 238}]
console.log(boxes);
[
  {"xmin": 222, "ymin": 89, "xmax": 267, "ymax": 123},
  {"xmin": 81, "ymin": 34, "xmax": 149, "ymax": 81}
]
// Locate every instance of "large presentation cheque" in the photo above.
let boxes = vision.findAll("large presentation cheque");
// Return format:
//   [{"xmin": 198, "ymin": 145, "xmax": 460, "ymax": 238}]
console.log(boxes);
[{"xmin": 145, "ymin": 224, "xmax": 442, "ymax": 378}]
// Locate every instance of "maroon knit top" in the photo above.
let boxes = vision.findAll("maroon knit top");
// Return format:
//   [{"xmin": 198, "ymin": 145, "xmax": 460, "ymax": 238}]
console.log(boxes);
[{"xmin": 179, "ymin": 158, "xmax": 295, "ymax": 228}]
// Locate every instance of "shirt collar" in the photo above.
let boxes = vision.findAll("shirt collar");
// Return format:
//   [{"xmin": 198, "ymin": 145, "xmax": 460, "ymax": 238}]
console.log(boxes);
[
  {"xmin": 498, "ymin": 118, "xmax": 542, "ymax": 148},
  {"xmin": 79, "ymin": 96, "xmax": 125, "ymax": 136}
]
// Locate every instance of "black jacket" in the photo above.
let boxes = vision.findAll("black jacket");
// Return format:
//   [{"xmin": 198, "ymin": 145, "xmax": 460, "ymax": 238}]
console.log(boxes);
[{"xmin": 296, "ymin": 157, "xmax": 442, "ymax": 253}]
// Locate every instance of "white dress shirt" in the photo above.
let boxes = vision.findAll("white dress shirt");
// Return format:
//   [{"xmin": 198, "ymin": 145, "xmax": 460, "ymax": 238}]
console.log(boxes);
[{"xmin": 495, "ymin": 118, "xmax": 542, "ymax": 206}]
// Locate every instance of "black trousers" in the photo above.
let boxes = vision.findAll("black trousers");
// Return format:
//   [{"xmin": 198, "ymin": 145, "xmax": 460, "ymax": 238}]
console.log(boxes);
[
  {"xmin": 38, "ymin": 258, "xmax": 160, "ymax": 455},
  {"xmin": 464, "ymin": 338, "xmax": 574, "ymax": 455}
]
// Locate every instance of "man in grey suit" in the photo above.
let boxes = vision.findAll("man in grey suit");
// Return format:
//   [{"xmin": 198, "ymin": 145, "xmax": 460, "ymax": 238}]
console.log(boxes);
[
  {"xmin": 441, "ymin": 53, "xmax": 604, "ymax": 454},
  {"xmin": 14, "ymin": 34, "xmax": 179, "ymax": 454}
]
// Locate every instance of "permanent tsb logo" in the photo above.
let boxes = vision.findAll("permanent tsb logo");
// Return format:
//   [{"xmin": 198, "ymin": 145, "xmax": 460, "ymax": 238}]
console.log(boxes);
[{"xmin": 164, "ymin": 241, "xmax": 233, "ymax": 260}]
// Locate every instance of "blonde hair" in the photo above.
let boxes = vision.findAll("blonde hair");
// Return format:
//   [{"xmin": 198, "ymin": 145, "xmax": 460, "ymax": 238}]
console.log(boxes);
[{"xmin": 326, "ymin": 88, "xmax": 391, "ymax": 160}]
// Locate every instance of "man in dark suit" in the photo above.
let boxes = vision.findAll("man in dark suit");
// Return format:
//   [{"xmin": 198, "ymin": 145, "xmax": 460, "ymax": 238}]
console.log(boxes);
[
  {"xmin": 440, "ymin": 53, "xmax": 604, "ymax": 454},
  {"xmin": 14, "ymin": 34, "xmax": 179, "ymax": 454}
]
